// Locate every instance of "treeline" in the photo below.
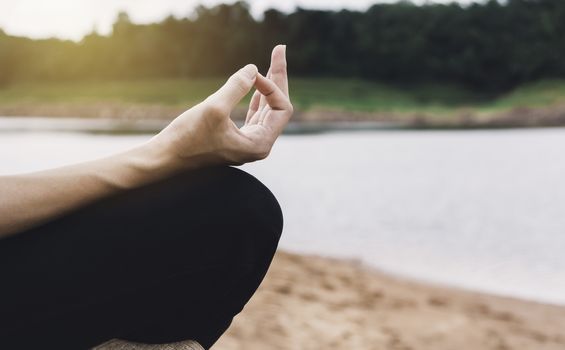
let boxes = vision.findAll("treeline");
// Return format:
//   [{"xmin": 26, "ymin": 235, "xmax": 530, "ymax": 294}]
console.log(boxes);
[{"xmin": 1, "ymin": 0, "xmax": 565, "ymax": 92}]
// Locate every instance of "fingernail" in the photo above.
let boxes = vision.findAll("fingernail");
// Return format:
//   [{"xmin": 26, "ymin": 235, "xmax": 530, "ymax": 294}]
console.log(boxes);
[{"xmin": 241, "ymin": 64, "xmax": 258, "ymax": 80}]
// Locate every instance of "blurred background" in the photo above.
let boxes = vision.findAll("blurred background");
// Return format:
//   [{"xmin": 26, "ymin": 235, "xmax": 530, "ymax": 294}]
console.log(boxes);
[{"xmin": 1, "ymin": 0, "xmax": 565, "ymax": 349}]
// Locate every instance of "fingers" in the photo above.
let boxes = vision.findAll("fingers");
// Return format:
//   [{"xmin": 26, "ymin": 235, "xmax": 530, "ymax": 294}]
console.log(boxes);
[
  {"xmin": 246, "ymin": 73, "xmax": 291, "ymax": 127},
  {"xmin": 245, "ymin": 90, "xmax": 261, "ymax": 124},
  {"xmin": 270, "ymin": 45, "xmax": 289, "ymax": 96},
  {"xmin": 258, "ymin": 45, "xmax": 288, "ymax": 113},
  {"xmin": 259, "ymin": 67, "xmax": 272, "ymax": 111},
  {"xmin": 206, "ymin": 64, "xmax": 258, "ymax": 115},
  {"xmin": 255, "ymin": 73, "xmax": 292, "ymax": 111},
  {"xmin": 254, "ymin": 74, "xmax": 292, "ymax": 134}
]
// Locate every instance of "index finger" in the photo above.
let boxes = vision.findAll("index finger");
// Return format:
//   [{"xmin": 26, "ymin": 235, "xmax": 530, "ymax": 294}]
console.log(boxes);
[{"xmin": 206, "ymin": 64, "xmax": 258, "ymax": 114}]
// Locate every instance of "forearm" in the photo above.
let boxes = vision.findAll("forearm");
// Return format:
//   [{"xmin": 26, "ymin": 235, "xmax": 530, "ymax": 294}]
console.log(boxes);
[{"xmin": 0, "ymin": 138, "xmax": 175, "ymax": 238}]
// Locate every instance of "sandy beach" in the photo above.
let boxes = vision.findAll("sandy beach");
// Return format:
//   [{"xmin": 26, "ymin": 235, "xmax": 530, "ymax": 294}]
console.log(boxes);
[{"xmin": 213, "ymin": 251, "xmax": 565, "ymax": 350}]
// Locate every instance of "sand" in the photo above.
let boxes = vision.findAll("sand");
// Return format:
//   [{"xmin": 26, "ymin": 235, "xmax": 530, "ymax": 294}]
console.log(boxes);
[{"xmin": 213, "ymin": 251, "xmax": 565, "ymax": 350}]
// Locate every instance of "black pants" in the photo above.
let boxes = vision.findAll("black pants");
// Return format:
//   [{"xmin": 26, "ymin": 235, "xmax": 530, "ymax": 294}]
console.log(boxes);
[{"xmin": 0, "ymin": 166, "xmax": 283, "ymax": 349}]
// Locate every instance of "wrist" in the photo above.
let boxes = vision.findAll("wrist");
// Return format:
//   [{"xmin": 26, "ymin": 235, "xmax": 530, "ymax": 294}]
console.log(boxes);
[
  {"xmin": 139, "ymin": 132, "xmax": 213, "ymax": 175},
  {"xmin": 103, "ymin": 137, "xmax": 176, "ymax": 190},
  {"xmin": 137, "ymin": 136, "xmax": 179, "ymax": 176}
]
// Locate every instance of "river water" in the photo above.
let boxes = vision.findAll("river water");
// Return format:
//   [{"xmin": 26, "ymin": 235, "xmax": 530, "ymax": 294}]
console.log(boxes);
[{"xmin": 1, "ymin": 124, "xmax": 564, "ymax": 305}]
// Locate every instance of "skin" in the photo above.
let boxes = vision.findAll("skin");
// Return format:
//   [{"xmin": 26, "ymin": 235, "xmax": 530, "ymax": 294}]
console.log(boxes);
[{"xmin": 0, "ymin": 45, "xmax": 292, "ymax": 238}]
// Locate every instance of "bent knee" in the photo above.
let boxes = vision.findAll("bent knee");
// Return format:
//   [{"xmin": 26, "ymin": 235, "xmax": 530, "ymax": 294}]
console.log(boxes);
[
  {"xmin": 172, "ymin": 166, "xmax": 283, "ymax": 261},
  {"xmin": 220, "ymin": 167, "xmax": 284, "ymax": 252}
]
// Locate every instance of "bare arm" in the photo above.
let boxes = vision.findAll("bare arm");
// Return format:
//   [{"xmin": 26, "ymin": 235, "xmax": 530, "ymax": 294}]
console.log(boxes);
[{"xmin": 0, "ymin": 45, "xmax": 292, "ymax": 238}]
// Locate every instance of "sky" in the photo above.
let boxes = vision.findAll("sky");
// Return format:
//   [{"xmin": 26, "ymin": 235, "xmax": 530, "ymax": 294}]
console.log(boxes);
[{"xmin": 0, "ymin": 0, "xmax": 481, "ymax": 41}]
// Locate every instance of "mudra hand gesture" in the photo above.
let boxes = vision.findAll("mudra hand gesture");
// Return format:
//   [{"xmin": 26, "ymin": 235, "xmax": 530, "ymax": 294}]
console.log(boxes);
[{"xmin": 153, "ymin": 45, "xmax": 292, "ymax": 169}]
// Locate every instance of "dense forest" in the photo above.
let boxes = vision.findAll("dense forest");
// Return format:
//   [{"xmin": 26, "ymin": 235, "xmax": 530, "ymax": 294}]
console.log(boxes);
[{"xmin": 1, "ymin": 0, "xmax": 564, "ymax": 92}]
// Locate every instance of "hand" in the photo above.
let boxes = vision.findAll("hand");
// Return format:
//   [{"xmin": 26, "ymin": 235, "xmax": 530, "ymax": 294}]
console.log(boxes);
[{"xmin": 151, "ymin": 45, "xmax": 292, "ymax": 170}]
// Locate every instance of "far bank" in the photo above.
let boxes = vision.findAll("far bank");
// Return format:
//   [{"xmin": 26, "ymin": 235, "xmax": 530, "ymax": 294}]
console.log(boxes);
[{"xmin": 2, "ymin": 78, "xmax": 565, "ymax": 129}]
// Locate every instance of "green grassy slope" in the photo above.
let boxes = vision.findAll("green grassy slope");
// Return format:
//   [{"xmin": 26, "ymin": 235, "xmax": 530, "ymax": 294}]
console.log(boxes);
[{"xmin": 1, "ymin": 78, "xmax": 565, "ymax": 116}]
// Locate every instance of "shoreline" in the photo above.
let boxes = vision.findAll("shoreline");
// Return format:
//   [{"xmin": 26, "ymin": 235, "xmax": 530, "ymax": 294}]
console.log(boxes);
[
  {"xmin": 3, "ymin": 113, "xmax": 565, "ymax": 136},
  {"xmin": 0, "ymin": 115, "xmax": 405, "ymax": 134},
  {"xmin": 2, "ymin": 102, "xmax": 565, "ymax": 130},
  {"xmin": 214, "ymin": 251, "xmax": 565, "ymax": 350}
]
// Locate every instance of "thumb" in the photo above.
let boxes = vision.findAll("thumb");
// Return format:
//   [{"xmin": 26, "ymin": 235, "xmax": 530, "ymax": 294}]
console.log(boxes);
[{"xmin": 206, "ymin": 64, "xmax": 258, "ymax": 114}]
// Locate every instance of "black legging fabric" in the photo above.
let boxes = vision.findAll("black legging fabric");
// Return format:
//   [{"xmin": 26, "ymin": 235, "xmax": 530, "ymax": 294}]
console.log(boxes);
[{"xmin": 0, "ymin": 166, "xmax": 283, "ymax": 349}]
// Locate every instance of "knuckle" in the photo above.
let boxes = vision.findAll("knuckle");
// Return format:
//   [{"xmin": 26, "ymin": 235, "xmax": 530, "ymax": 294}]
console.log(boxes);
[{"xmin": 204, "ymin": 103, "xmax": 226, "ymax": 118}]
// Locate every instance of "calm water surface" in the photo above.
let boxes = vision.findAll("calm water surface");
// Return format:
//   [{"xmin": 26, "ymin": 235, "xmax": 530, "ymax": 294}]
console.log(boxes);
[{"xmin": 1, "ymin": 126, "xmax": 564, "ymax": 305}]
